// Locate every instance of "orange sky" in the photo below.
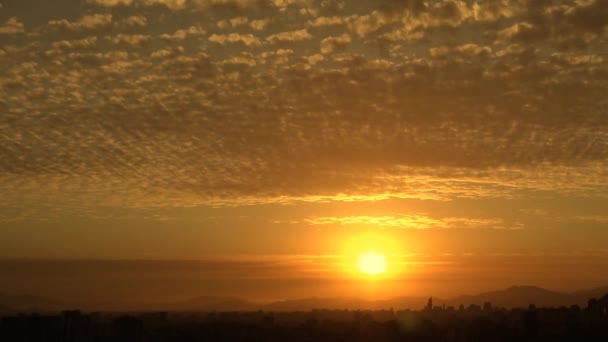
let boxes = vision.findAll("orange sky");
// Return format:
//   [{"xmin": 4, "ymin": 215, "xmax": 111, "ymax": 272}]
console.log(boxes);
[{"xmin": 1, "ymin": 0, "xmax": 608, "ymax": 302}]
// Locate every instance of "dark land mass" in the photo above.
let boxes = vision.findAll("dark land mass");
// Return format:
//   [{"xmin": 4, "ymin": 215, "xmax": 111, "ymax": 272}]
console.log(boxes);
[
  {"xmin": 0, "ymin": 293, "xmax": 72, "ymax": 313},
  {"xmin": 1, "ymin": 292, "xmax": 607, "ymax": 342},
  {"xmin": 4, "ymin": 285, "xmax": 608, "ymax": 312}
]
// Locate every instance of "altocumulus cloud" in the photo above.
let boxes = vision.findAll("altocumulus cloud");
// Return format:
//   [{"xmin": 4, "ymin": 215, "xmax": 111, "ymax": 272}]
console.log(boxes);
[{"xmin": 0, "ymin": 0, "xmax": 607, "ymax": 214}]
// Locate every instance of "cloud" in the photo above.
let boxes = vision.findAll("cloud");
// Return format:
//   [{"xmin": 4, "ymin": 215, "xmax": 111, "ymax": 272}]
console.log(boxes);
[
  {"xmin": 303, "ymin": 215, "xmax": 513, "ymax": 230},
  {"xmin": 266, "ymin": 29, "xmax": 312, "ymax": 43},
  {"xmin": 347, "ymin": 12, "xmax": 389, "ymax": 38},
  {"xmin": 320, "ymin": 0, "xmax": 345, "ymax": 12},
  {"xmin": 574, "ymin": 215, "xmax": 608, "ymax": 223},
  {"xmin": 496, "ymin": 21, "xmax": 545, "ymax": 44},
  {"xmin": 229, "ymin": 16, "xmax": 248, "ymax": 27},
  {"xmin": 473, "ymin": 0, "xmax": 518, "ymax": 22},
  {"xmin": 0, "ymin": 0, "xmax": 607, "ymax": 213},
  {"xmin": 48, "ymin": 14, "xmax": 113, "ymax": 30},
  {"xmin": 50, "ymin": 36, "xmax": 99, "ymax": 51},
  {"xmin": 377, "ymin": 28, "xmax": 424, "ymax": 42},
  {"xmin": 258, "ymin": 48, "xmax": 293, "ymax": 65},
  {"xmin": 307, "ymin": 53, "xmax": 324, "ymax": 65},
  {"xmin": 160, "ymin": 25, "xmax": 205, "ymax": 40},
  {"xmin": 88, "ymin": 0, "xmax": 133, "ymax": 5},
  {"xmin": 106, "ymin": 33, "xmax": 151, "ymax": 45},
  {"xmin": 272, "ymin": 0, "xmax": 310, "ymax": 11},
  {"xmin": 88, "ymin": 0, "xmax": 307, "ymax": 11},
  {"xmin": 150, "ymin": 46, "xmax": 184, "ymax": 59},
  {"xmin": 563, "ymin": 0, "xmax": 608, "ymax": 34},
  {"xmin": 249, "ymin": 18, "xmax": 272, "ymax": 31},
  {"xmin": 88, "ymin": 0, "xmax": 186, "ymax": 10},
  {"xmin": 209, "ymin": 32, "xmax": 261, "ymax": 46},
  {"xmin": 0, "ymin": 17, "xmax": 24, "ymax": 34},
  {"xmin": 222, "ymin": 53, "xmax": 256, "ymax": 67},
  {"xmin": 550, "ymin": 52, "xmax": 604, "ymax": 66},
  {"xmin": 217, "ymin": 17, "xmax": 250, "ymax": 29},
  {"xmin": 121, "ymin": 15, "xmax": 147, "ymax": 27},
  {"xmin": 320, "ymin": 33, "xmax": 351, "ymax": 54},
  {"xmin": 429, "ymin": 43, "xmax": 491, "ymax": 58},
  {"xmin": 308, "ymin": 16, "xmax": 344, "ymax": 27}
]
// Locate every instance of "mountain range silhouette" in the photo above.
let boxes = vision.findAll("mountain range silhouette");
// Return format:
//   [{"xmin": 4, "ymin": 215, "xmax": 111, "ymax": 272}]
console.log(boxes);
[{"xmin": 2, "ymin": 285, "xmax": 608, "ymax": 312}]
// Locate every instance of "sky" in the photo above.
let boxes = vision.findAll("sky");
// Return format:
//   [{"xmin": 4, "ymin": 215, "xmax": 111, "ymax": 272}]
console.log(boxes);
[{"xmin": 0, "ymin": 0, "xmax": 608, "ymax": 303}]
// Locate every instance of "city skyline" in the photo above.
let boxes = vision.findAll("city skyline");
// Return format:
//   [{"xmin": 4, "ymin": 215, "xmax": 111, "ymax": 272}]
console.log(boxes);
[{"xmin": 1, "ymin": 0, "xmax": 607, "ymax": 302}]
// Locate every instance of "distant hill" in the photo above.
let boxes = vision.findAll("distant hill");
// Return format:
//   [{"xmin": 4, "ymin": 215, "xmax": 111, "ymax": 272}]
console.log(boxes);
[
  {"xmin": 0, "ymin": 304, "xmax": 14, "ymax": 314},
  {"xmin": 162, "ymin": 296, "xmax": 257, "ymax": 312},
  {"xmin": 2, "ymin": 285, "xmax": 608, "ymax": 312},
  {"xmin": 264, "ymin": 297, "xmax": 380, "ymax": 311},
  {"xmin": 445, "ymin": 286, "xmax": 574, "ymax": 309},
  {"xmin": 259, "ymin": 286, "xmax": 608, "ymax": 311},
  {"xmin": 0, "ymin": 293, "xmax": 72, "ymax": 312},
  {"xmin": 264, "ymin": 296, "xmax": 429, "ymax": 311},
  {"xmin": 572, "ymin": 286, "xmax": 608, "ymax": 304}
]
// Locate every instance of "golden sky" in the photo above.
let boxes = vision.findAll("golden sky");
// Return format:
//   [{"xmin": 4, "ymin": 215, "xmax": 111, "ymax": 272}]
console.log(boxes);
[{"xmin": 0, "ymin": 0, "xmax": 607, "ymax": 301}]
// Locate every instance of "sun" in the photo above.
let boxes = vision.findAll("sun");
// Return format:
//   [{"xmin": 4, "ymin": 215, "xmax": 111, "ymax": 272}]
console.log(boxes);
[
  {"xmin": 357, "ymin": 252, "xmax": 387, "ymax": 276},
  {"xmin": 340, "ymin": 232, "xmax": 405, "ymax": 279}
]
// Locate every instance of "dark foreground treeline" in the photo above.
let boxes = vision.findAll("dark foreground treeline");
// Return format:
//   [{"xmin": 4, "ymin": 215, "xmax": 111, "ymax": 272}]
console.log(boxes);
[{"xmin": 2, "ymin": 295, "xmax": 607, "ymax": 342}]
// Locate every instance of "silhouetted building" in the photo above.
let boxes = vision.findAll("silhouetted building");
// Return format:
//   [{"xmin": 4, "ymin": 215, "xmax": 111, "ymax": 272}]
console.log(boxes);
[{"xmin": 2, "ymin": 293, "xmax": 608, "ymax": 342}]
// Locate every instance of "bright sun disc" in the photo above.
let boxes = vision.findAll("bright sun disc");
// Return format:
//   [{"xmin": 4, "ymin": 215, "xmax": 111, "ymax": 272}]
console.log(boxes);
[{"xmin": 357, "ymin": 252, "xmax": 387, "ymax": 275}]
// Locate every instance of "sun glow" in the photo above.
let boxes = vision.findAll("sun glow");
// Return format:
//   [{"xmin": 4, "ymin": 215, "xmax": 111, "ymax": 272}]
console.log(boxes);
[
  {"xmin": 341, "ymin": 232, "xmax": 405, "ymax": 279},
  {"xmin": 357, "ymin": 252, "xmax": 387, "ymax": 275}
]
